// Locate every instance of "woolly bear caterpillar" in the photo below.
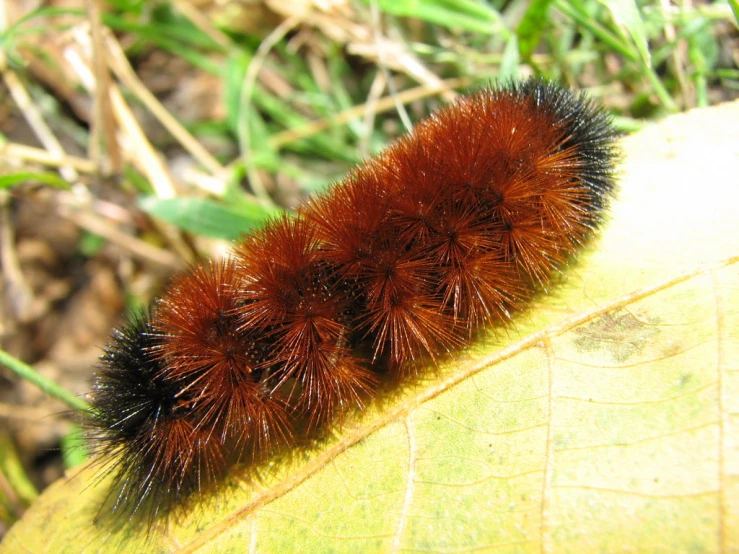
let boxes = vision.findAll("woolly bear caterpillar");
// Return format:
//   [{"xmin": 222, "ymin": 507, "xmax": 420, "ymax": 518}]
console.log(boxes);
[{"xmin": 86, "ymin": 77, "xmax": 618, "ymax": 522}]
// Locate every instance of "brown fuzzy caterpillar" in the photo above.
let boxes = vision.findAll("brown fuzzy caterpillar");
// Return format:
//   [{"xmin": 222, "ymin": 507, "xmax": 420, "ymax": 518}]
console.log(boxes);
[{"xmin": 86, "ymin": 77, "xmax": 619, "ymax": 522}]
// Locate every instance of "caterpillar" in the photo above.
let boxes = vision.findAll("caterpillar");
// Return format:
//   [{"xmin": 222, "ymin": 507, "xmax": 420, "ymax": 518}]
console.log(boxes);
[{"xmin": 86, "ymin": 77, "xmax": 619, "ymax": 521}]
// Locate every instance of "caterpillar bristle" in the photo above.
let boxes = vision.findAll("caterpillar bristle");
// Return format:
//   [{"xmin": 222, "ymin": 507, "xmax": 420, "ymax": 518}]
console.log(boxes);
[
  {"xmin": 86, "ymin": 311, "xmax": 225, "ymax": 521},
  {"xmin": 155, "ymin": 258, "xmax": 292, "ymax": 457},
  {"xmin": 233, "ymin": 216, "xmax": 377, "ymax": 427}
]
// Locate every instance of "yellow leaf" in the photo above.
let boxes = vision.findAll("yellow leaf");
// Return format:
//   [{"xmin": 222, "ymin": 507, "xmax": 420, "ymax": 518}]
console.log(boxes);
[{"xmin": 3, "ymin": 100, "xmax": 738, "ymax": 553}]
